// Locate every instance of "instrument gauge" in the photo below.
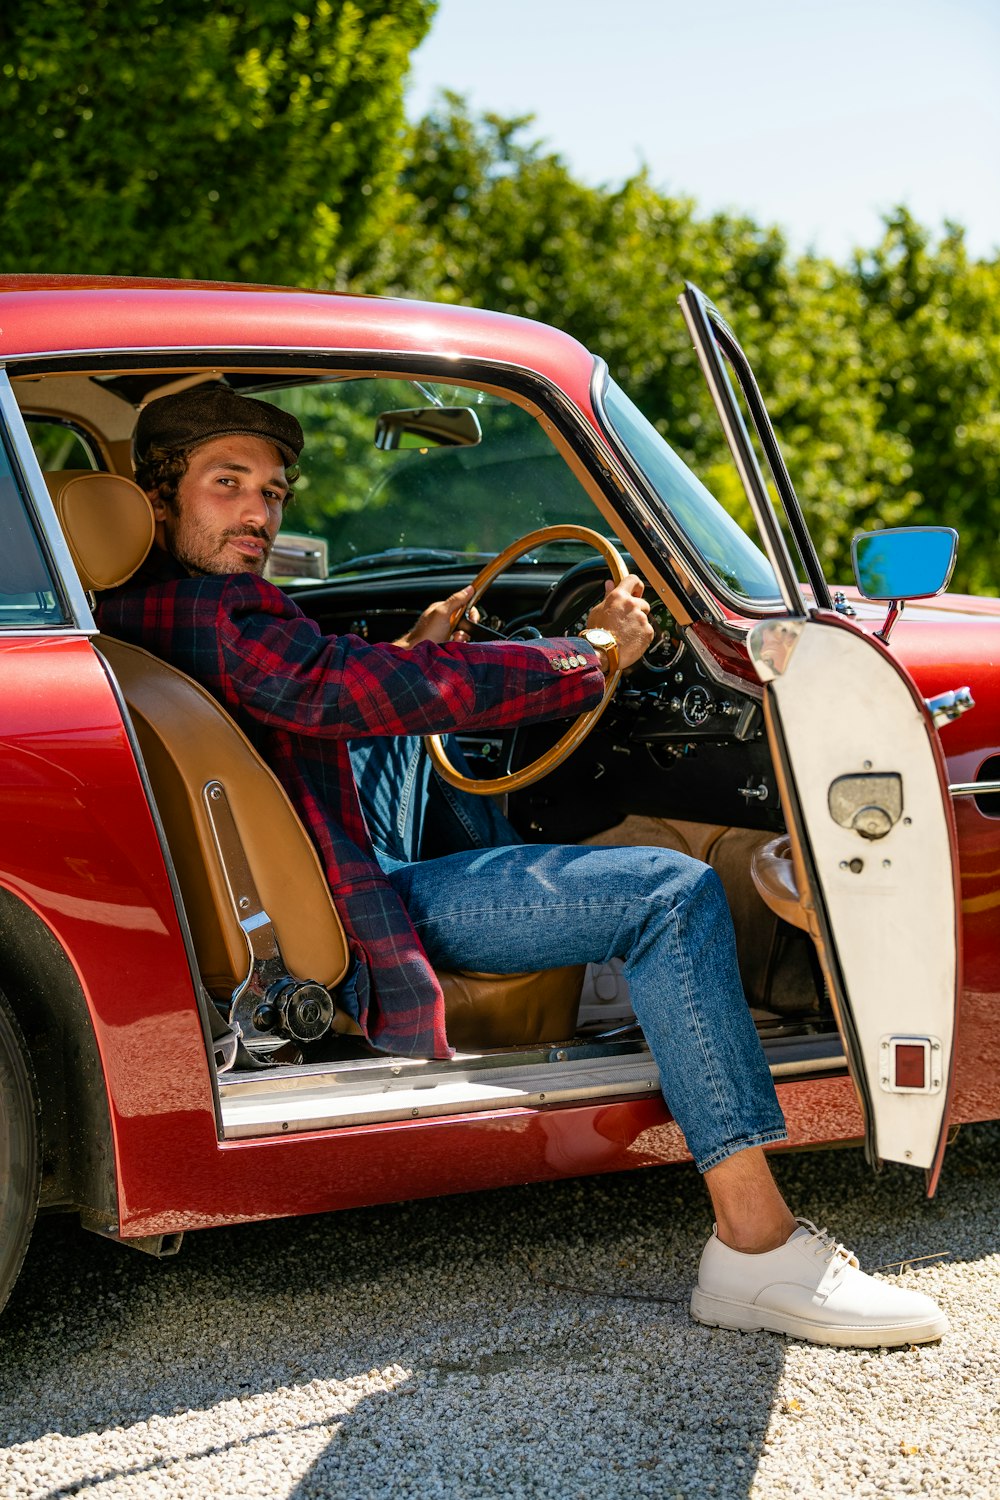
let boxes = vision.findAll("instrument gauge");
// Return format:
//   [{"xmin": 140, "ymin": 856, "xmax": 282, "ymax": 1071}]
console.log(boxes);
[
  {"xmin": 682, "ymin": 685, "xmax": 714, "ymax": 726},
  {"xmin": 645, "ymin": 604, "xmax": 685, "ymax": 671}
]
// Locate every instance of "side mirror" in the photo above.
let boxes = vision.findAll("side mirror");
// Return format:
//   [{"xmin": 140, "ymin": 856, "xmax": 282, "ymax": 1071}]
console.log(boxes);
[
  {"xmin": 373, "ymin": 407, "xmax": 483, "ymax": 451},
  {"xmin": 851, "ymin": 526, "xmax": 958, "ymax": 643},
  {"xmin": 264, "ymin": 531, "xmax": 329, "ymax": 582}
]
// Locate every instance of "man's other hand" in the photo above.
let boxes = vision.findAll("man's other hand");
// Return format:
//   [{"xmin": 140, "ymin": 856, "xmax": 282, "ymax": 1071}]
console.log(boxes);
[
  {"xmin": 586, "ymin": 576, "xmax": 654, "ymax": 669},
  {"xmin": 394, "ymin": 585, "xmax": 478, "ymax": 648}
]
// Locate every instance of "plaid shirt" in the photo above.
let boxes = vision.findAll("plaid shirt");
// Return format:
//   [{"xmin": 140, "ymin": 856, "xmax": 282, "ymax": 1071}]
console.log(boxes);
[{"xmin": 97, "ymin": 556, "xmax": 605, "ymax": 1057}]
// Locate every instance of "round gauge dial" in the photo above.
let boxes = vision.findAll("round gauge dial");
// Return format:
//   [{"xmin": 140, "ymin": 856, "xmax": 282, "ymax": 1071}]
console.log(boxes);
[
  {"xmin": 645, "ymin": 603, "xmax": 685, "ymax": 671},
  {"xmin": 681, "ymin": 685, "xmax": 714, "ymax": 726}
]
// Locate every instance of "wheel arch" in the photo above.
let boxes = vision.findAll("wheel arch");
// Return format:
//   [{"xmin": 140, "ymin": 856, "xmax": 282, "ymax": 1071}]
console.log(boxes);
[{"xmin": 0, "ymin": 885, "xmax": 118, "ymax": 1229}]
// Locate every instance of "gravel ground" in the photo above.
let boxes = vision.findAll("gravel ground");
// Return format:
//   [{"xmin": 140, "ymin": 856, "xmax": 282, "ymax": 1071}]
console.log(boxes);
[{"xmin": 0, "ymin": 1122, "xmax": 997, "ymax": 1500}]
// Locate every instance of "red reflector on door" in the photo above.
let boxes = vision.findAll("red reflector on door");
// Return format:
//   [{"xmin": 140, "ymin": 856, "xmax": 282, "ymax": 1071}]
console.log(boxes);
[
  {"xmin": 894, "ymin": 1044, "xmax": 926, "ymax": 1090},
  {"xmin": 879, "ymin": 1035, "xmax": 941, "ymax": 1094}
]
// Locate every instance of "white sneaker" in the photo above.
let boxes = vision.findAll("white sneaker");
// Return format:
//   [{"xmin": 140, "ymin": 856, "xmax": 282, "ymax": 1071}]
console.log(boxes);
[{"xmin": 690, "ymin": 1218, "xmax": 949, "ymax": 1348}]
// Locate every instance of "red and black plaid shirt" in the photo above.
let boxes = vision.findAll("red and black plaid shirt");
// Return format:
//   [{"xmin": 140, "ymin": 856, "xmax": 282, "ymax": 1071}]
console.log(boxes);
[{"xmin": 97, "ymin": 556, "xmax": 604, "ymax": 1057}]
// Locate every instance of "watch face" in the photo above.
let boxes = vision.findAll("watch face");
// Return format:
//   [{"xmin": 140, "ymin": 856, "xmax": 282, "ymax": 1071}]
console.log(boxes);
[{"xmin": 585, "ymin": 628, "xmax": 614, "ymax": 647}]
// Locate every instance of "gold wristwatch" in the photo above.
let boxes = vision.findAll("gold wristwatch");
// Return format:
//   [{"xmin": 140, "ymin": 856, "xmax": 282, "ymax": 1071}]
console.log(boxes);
[{"xmin": 580, "ymin": 627, "xmax": 620, "ymax": 676}]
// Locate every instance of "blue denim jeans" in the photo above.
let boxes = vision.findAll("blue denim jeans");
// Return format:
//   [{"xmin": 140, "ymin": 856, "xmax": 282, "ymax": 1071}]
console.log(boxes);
[{"xmin": 348, "ymin": 735, "xmax": 787, "ymax": 1172}]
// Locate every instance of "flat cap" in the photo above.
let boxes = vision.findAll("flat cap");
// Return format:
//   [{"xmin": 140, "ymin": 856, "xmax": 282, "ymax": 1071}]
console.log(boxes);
[{"xmin": 134, "ymin": 384, "xmax": 304, "ymax": 468}]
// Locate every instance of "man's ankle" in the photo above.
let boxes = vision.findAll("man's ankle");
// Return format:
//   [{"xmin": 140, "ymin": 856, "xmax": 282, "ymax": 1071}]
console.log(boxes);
[{"xmin": 714, "ymin": 1214, "xmax": 797, "ymax": 1255}]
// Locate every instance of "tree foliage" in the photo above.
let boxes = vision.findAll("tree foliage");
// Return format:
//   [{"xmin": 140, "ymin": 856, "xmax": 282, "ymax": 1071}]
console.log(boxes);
[
  {"xmin": 392, "ymin": 99, "xmax": 1000, "ymax": 593},
  {"xmin": 0, "ymin": 0, "xmax": 436, "ymax": 283}
]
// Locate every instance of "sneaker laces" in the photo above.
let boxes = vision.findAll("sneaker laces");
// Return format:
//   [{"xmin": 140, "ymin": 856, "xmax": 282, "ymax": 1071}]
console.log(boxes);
[{"xmin": 795, "ymin": 1217, "xmax": 860, "ymax": 1270}]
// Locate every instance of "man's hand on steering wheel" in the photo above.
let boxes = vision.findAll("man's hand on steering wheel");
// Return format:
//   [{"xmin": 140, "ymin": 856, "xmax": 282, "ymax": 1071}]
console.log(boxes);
[
  {"xmin": 585, "ymin": 575, "xmax": 655, "ymax": 671},
  {"xmin": 394, "ymin": 584, "xmax": 479, "ymax": 648},
  {"xmin": 421, "ymin": 526, "xmax": 657, "ymax": 794}
]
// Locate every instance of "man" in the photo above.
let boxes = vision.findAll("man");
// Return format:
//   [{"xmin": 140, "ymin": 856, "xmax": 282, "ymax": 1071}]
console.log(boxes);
[{"xmin": 96, "ymin": 383, "xmax": 947, "ymax": 1348}]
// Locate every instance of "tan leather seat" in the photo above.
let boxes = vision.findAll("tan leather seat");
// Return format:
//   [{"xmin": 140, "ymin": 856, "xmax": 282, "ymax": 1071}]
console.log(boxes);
[{"xmin": 46, "ymin": 469, "xmax": 583, "ymax": 1053}]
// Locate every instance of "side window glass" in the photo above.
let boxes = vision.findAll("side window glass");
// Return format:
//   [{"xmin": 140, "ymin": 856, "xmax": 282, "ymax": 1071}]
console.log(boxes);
[
  {"xmin": 23, "ymin": 419, "xmax": 99, "ymax": 474},
  {"xmin": 0, "ymin": 435, "xmax": 67, "ymax": 628}
]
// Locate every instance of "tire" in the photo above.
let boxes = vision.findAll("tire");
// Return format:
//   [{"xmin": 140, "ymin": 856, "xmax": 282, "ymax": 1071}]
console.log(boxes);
[{"xmin": 0, "ymin": 992, "xmax": 40, "ymax": 1316}]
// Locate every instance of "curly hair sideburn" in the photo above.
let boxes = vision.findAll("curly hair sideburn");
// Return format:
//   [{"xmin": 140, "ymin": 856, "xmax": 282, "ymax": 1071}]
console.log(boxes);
[{"xmin": 134, "ymin": 445, "xmax": 190, "ymax": 510}]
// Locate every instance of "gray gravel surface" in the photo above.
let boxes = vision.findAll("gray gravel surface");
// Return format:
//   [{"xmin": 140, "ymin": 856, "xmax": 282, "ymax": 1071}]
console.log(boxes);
[{"xmin": 1, "ymin": 1122, "xmax": 997, "ymax": 1500}]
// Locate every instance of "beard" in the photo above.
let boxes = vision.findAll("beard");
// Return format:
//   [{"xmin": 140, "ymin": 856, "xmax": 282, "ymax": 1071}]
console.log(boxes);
[{"xmin": 164, "ymin": 515, "xmax": 272, "ymax": 577}]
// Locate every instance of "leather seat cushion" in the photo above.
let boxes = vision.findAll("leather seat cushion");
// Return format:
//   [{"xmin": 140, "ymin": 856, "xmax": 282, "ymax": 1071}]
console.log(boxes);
[{"xmin": 440, "ymin": 965, "xmax": 586, "ymax": 1050}]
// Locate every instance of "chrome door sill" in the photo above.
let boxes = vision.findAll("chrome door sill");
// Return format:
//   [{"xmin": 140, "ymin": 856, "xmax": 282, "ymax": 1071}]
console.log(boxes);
[
  {"xmin": 218, "ymin": 1032, "xmax": 846, "ymax": 1139},
  {"xmin": 219, "ymin": 1048, "xmax": 662, "ymax": 1138}
]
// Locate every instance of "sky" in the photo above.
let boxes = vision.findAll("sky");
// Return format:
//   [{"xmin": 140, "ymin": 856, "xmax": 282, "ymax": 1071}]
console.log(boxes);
[{"xmin": 407, "ymin": 0, "xmax": 1000, "ymax": 263}]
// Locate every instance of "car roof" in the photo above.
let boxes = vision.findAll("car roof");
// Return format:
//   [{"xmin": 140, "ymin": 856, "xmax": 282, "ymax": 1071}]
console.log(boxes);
[{"xmin": 0, "ymin": 276, "xmax": 598, "ymax": 405}]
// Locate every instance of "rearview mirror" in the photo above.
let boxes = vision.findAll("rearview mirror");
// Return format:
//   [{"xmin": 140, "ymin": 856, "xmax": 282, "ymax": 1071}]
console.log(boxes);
[
  {"xmin": 373, "ymin": 407, "xmax": 483, "ymax": 451},
  {"xmin": 851, "ymin": 527, "xmax": 958, "ymax": 602}
]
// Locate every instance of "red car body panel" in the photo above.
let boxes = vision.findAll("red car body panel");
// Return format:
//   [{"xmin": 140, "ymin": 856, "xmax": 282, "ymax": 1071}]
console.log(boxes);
[
  {"xmin": 0, "ymin": 279, "xmax": 602, "ymax": 433},
  {"xmin": 1, "ymin": 277, "xmax": 998, "ymax": 1240}
]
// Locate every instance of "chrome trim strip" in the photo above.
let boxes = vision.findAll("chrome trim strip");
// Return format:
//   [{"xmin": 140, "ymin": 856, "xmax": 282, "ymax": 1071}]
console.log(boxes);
[
  {"xmin": 678, "ymin": 288, "xmax": 806, "ymax": 617},
  {"xmin": 0, "ymin": 625, "xmax": 93, "ymax": 640},
  {"xmin": 950, "ymin": 780, "xmax": 1000, "ymax": 797},
  {"xmin": 217, "ymin": 1040, "xmax": 846, "ymax": 1138},
  {"xmin": 682, "ymin": 627, "xmax": 763, "ymax": 703},
  {"xmin": 0, "ymin": 369, "xmax": 97, "ymax": 631},
  {"xmin": 770, "ymin": 1052, "xmax": 847, "ymax": 1079},
  {"xmin": 6, "ymin": 341, "xmax": 583, "ymax": 384},
  {"xmin": 219, "ymin": 1052, "xmax": 663, "ymax": 1138}
]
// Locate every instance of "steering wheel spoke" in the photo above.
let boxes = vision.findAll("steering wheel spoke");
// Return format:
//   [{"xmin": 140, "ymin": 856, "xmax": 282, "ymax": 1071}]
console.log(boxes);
[{"xmin": 425, "ymin": 524, "xmax": 628, "ymax": 794}]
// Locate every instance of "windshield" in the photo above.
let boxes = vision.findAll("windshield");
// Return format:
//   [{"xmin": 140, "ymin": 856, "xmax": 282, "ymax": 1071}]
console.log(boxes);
[
  {"xmin": 259, "ymin": 377, "xmax": 608, "ymax": 581},
  {"xmin": 600, "ymin": 380, "xmax": 781, "ymax": 605}
]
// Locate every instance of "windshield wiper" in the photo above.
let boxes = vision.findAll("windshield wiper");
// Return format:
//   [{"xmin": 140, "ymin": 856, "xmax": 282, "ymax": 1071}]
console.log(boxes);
[
  {"xmin": 325, "ymin": 547, "xmax": 492, "ymax": 578},
  {"xmin": 322, "ymin": 542, "xmax": 595, "ymax": 581}
]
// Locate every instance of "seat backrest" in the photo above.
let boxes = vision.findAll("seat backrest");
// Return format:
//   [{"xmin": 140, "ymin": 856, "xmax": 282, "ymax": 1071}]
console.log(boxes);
[
  {"xmin": 97, "ymin": 634, "xmax": 351, "ymax": 996},
  {"xmin": 46, "ymin": 470, "xmax": 350, "ymax": 999}
]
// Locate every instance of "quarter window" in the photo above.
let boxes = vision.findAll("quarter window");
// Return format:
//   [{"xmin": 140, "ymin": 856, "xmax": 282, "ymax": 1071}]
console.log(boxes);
[
  {"xmin": 0, "ymin": 435, "xmax": 66, "ymax": 628},
  {"xmin": 24, "ymin": 419, "xmax": 99, "ymax": 474}
]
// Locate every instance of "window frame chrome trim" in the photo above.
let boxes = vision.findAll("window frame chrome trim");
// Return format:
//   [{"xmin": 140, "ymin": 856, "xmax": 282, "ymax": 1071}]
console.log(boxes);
[
  {"xmin": 681, "ymin": 283, "xmax": 834, "ymax": 613},
  {"xmin": 0, "ymin": 367, "xmax": 97, "ymax": 633},
  {"xmin": 677, "ymin": 286, "xmax": 808, "ymax": 617}
]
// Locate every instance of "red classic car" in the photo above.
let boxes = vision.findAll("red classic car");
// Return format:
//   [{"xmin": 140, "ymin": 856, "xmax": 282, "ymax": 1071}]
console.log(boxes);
[{"xmin": 0, "ymin": 275, "xmax": 997, "ymax": 1314}]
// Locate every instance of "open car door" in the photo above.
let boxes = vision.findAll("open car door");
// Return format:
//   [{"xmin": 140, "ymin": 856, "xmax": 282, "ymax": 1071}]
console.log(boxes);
[{"xmin": 679, "ymin": 284, "xmax": 960, "ymax": 1194}]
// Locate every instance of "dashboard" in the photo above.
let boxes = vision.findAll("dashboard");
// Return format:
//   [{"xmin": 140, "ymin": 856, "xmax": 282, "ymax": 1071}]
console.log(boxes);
[
  {"xmin": 492, "ymin": 559, "xmax": 784, "ymax": 839},
  {"xmin": 292, "ymin": 556, "xmax": 785, "ymax": 839}
]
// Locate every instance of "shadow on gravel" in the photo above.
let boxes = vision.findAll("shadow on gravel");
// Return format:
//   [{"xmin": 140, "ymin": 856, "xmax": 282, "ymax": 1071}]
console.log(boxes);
[{"xmin": 0, "ymin": 1122, "xmax": 995, "ymax": 1500}]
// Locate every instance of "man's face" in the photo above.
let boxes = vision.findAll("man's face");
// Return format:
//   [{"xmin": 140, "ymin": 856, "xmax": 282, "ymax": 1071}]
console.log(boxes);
[{"xmin": 151, "ymin": 434, "xmax": 289, "ymax": 576}]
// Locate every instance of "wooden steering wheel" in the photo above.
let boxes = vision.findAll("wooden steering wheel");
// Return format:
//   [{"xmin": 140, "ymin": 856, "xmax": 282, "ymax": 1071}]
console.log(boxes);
[{"xmin": 425, "ymin": 524, "xmax": 628, "ymax": 795}]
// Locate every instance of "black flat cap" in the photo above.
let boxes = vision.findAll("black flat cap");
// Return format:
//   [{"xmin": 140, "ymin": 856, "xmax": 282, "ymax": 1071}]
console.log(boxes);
[{"xmin": 134, "ymin": 384, "xmax": 304, "ymax": 468}]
